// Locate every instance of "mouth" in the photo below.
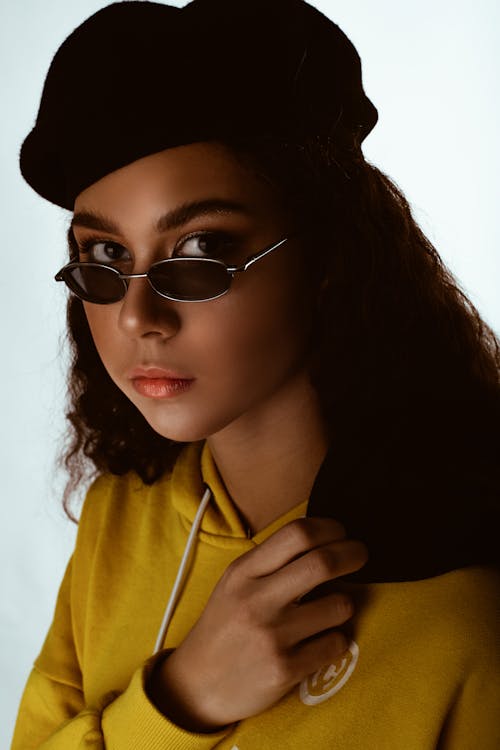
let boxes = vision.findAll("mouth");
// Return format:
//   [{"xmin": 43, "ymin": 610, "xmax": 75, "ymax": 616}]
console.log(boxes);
[
  {"xmin": 128, "ymin": 365, "xmax": 195, "ymax": 380},
  {"xmin": 128, "ymin": 365, "xmax": 195, "ymax": 399},
  {"xmin": 131, "ymin": 376, "xmax": 195, "ymax": 399}
]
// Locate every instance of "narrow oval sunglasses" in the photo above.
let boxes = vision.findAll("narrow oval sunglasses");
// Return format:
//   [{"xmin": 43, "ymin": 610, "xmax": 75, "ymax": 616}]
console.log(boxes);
[{"xmin": 54, "ymin": 234, "xmax": 296, "ymax": 304}]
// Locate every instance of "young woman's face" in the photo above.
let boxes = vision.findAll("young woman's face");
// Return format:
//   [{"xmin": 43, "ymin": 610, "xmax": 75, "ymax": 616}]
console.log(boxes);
[{"xmin": 72, "ymin": 141, "xmax": 321, "ymax": 443}]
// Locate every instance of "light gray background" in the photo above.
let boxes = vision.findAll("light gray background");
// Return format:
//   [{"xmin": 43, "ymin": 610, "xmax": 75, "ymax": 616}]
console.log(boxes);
[{"xmin": 1, "ymin": 1, "xmax": 499, "ymax": 746}]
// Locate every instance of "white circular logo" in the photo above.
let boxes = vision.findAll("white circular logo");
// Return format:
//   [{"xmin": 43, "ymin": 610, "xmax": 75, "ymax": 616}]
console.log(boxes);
[{"xmin": 299, "ymin": 639, "xmax": 359, "ymax": 705}]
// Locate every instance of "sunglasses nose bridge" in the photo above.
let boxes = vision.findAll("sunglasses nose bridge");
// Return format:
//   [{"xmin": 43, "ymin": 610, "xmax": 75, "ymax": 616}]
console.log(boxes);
[
  {"xmin": 119, "ymin": 270, "xmax": 163, "ymax": 301},
  {"xmin": 119, "ymin": 265, "xmax": 199, "ymax": 302},
  {"xmin": 119, "ymin": 270, "xmax": 149, "ymax": 281}
]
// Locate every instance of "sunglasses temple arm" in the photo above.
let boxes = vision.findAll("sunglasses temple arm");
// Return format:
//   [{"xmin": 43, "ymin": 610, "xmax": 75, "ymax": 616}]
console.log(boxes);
[{"xmin": 230, "ymin": 236, "xmax": 290, "ymax": 274}]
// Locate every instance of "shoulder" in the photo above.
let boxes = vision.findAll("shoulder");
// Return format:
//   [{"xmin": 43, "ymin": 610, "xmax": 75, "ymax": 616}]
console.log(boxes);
[
  {"xmin": 353, "ymin": 565, "xmax": 500, "ymax": 660},
  {"xmin": 443, "ymin": 564, "xmax": 500, "ymax": 629},
  {"xmin": 74, "ymin": 467, "xmax": 175, "ymax": 548},
  {"xmin": 78, "ymin": 470, "xmax": 149, "ymax": 524},
  {"xmin": 436, "ymin": 568, "xmax": 500, "ymax": 748},
  {"xmin": 408, "ymin": 564, "xmax": 500, "ymax": 628},
  {"xmin": 434, "ymin": 565, "xmax": 500, "ymax": 617},
  {"xmin": 420, "ymin": 565, "xmax": 500, "ymax": 666}
]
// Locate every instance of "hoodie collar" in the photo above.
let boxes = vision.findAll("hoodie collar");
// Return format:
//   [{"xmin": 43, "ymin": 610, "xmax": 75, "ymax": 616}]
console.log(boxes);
[{"xmin": 170, "ymin": 440, "xmax": 308, "ymax": 543}]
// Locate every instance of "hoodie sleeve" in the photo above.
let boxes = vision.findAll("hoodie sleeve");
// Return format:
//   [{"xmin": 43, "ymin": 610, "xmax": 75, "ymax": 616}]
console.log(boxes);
[
  {"xmin": 10, "ymin": 558, "xmax": 235, "ymax": 750},
  {"xmin": 11, "ymin": 660, "xmax": 235, "ymax": 750}
]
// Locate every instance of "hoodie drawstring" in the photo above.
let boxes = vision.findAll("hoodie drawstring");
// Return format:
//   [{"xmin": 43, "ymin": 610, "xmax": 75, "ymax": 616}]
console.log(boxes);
[{"xmin": 152, "ymin": 484, "xmax": 213, "ymax": 654}]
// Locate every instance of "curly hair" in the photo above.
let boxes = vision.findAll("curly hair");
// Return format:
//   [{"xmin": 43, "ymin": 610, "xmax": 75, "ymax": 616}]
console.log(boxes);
[{"xmin": 57, "ymin": 128, "xmax": 500, "ymax": 524}]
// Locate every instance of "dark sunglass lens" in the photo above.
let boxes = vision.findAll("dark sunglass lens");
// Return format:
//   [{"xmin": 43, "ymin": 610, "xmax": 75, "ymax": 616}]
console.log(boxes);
[
  {"xmin": 149, "ymin": 259, "xmax": 229, "ymax": 300},
  {"xmin": 64, "ymin": 265, "xmax": 125, "ymax": 303}
]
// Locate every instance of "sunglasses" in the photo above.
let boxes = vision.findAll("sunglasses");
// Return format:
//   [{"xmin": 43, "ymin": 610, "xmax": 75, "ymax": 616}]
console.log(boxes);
[{"xmin": 55, "ymin": 233, "xmax": 295, "ymax": 304}]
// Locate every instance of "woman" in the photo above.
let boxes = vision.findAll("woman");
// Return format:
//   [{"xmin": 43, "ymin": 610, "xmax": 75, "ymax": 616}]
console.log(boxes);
[{"xmin": 12, "ymin": 0, "xmax": 500, "ymax": 747}]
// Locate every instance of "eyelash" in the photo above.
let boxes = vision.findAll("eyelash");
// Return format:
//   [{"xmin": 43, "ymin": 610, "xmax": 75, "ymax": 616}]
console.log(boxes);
[
  {"xmin": 76, "ymin": 236, "xmax": 119, "ymax": 255},
  {"xmin": 75, "ymin": 230, "xmax": 236, "ymax": 259}
]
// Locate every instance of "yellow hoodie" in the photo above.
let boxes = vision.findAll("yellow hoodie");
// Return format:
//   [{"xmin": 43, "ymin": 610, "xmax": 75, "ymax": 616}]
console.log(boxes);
[{"xmin": 11, "ymin": 440, "xmax": 500, "ymax": 749}]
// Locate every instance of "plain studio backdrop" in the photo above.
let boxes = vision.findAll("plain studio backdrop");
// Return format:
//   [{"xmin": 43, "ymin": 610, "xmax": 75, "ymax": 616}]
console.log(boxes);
[{"xmin": 1, "ymin": 1, "xmax": 499, "ymax": 745}]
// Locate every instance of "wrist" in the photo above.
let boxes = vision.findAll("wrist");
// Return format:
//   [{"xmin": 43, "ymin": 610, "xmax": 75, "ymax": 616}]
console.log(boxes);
[{"xmin": 146, "ymin": 650, "xmax": 231, "ymax": 734}]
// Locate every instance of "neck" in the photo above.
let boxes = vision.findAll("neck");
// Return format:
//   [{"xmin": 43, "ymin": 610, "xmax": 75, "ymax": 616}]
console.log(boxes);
[{"xmin": 206, "ymin": 370, "xmax": 330, "ymax": 536}]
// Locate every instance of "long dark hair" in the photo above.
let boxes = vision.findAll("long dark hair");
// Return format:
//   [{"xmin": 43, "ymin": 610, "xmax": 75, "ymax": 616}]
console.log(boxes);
[{"xmin": 57, "ymin": 129, "xmax": 500, "ymax": 524}]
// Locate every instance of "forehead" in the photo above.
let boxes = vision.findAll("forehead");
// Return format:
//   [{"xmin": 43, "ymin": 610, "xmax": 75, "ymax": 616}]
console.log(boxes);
[{"xmin": 73, "ymin": 141, "xmax": 285, "ymax": 222}]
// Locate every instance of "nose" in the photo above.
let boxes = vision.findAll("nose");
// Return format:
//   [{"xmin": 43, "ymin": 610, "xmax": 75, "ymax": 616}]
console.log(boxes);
[{"xmin": 117, "ymin": 274, "xmax": 181, "ymax": 339}]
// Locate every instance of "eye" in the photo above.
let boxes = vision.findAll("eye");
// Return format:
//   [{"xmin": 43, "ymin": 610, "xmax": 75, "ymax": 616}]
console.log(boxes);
[
  {"xmin": 173, "ymin": 231, "xmax": 238, "ymax": 260},
  {"xmin": 78, "ymin": 238, "xmax": 131, "ymax": 266}
]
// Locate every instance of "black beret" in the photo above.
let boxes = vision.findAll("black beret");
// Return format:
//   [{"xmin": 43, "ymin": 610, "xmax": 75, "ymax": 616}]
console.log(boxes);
[{"xmin": 19, "ymin": 0, "xmax": 378, "ymax": 210}]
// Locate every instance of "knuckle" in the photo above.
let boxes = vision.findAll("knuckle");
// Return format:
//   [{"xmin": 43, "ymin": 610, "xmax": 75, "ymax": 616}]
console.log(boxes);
[
  {"xmin": 232, "ymin": 595, "xmax": 252, "ymax": 621},
  {"xmin": 219, "ymin": 557, "xmax": 246, "ymax": 594},
  {"xmin": 232, "ymin": 589, "xmax": 262, "ymax": 625},
  {"xmin": 224, "ymin": 556, "xmax": 242, "ymax": 577},
  {"xmin": 219, "ymin": 562, "xmax": 237, "ymax": 589},
  {"xmin": 242, "ymin": 582, "xmax": 274, "ymax": 624},
  {"xmin": 266, "ymin": 651, "xmax": 293, "ymax": 689},
  {"xmin": 259, "ymin": 626, "xmax": 281, "ymax": 657},
  {"xmin": 283, "ymin": 519, "xmax": 315, "ymax": 548},
  {"xmin": 307, "ymin": 547, "xmax": 337, "ymax": 578}
]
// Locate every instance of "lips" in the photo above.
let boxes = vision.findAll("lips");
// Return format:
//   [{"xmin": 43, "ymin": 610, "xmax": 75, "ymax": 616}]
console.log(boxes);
[
  {"xmin": 129, "ymin": 366, "xmax": 195, "ymax": 400},
  {"xmin": 128, "ymin": 366, "xmax": 195, "ymax": 380}
]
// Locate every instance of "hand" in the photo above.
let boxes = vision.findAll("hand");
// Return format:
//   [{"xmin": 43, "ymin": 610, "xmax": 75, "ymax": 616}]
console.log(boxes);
[{"xmin": 149, "ymin": 517, "xmax": 368, "ymax": 731}]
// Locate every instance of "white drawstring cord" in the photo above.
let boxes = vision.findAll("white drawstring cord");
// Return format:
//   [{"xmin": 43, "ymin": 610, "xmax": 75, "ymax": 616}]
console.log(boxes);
[{"xmin": 153, "ymin": 484, "xmax": 213, "ymax": 655}]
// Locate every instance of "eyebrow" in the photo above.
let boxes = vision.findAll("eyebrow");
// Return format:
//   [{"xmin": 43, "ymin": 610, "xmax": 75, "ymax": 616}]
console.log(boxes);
[{"xmin": 70, "ymin": 198, "xmax": 252, "ymax": 235}]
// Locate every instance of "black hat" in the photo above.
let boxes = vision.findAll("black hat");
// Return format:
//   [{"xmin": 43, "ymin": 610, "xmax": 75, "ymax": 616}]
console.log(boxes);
[{"xmin": 19, "ymin": 0, "xmax": 378, "ymax": 211}]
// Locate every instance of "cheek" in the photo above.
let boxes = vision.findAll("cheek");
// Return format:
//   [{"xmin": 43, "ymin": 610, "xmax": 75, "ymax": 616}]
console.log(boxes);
[
  {"xmin": 80, "ymin": 261, "xmax": 317, "ymax": 440},
  {"xmin": 193, "ymin": 269, "xmax": 315, "ymax": 390},
  {"xmin": 82, "ymin": 304, "xmax": 121, "ymax": 366}
]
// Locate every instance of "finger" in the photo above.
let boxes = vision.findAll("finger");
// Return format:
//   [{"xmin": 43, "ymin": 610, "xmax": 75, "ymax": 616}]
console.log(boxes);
[
  {"xmin": 287, "ymin": 627, "xmax": 351, "ymax": 683},
  {"xmin": 278, "ymin": 592, "xmax": 354, "ymax": 647},
  {"xmin": 260, "ymin": 539, "xmax": 368, "ymax": 606},
  {"xmin": 240, "ymin": 517, "xmax": 347, "ymax": 579}
]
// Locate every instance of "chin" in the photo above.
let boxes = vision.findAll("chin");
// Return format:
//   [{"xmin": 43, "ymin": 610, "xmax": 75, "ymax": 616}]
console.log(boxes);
[
  {"xmin": 131, "ymin": 402, "xmax": 212, "ymax": 444},
  {"xmin": 137, "ymin": 398, "xmax": 249, "ymax": 445},
  {"xmin": 149, "ymin": 421, "xmax": 210, "ymax": 444},
  {"xmin": 119, "ymin": 378, "xmax": 249, "ymax": 444}
]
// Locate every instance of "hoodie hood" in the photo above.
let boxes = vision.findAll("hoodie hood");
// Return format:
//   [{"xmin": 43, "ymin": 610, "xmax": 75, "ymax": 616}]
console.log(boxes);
[
  {"xmin": 169, "ymin": 440, "xmax": 309, "ymax": 544},
  {"xmin": 152, "ymin": 439, "xmax": 309, "ymax": 653}
]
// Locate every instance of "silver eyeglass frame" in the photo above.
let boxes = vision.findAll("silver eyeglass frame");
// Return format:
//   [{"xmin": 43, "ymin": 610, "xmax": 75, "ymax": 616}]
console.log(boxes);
[{"xmin": 55, "ymin": 233, "xmax": 298, "ymax": 303}]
